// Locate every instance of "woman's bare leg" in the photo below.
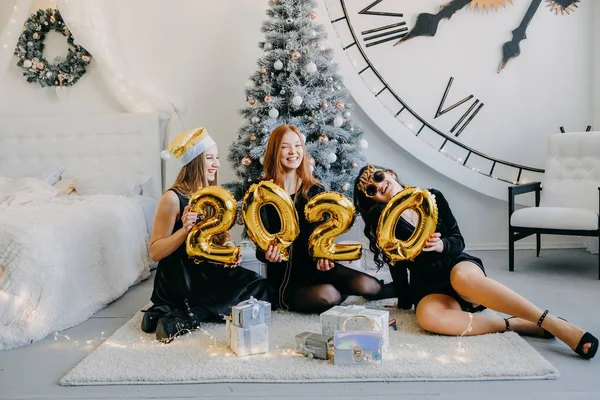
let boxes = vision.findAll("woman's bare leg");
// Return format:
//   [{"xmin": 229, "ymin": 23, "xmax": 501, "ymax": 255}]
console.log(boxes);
[
  {"xmin": 415, "ymin": 294, "xmax": 506, "ymax": 335},
  {"xmin": 450, "ymin": 261, "xmax": 593, "ymax": 356}
]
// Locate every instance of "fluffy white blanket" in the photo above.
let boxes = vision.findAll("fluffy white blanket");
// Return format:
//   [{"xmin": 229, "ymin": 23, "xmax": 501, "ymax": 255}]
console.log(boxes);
[
  {"xmin": 0, "ymin": 192, "xmax": 151, "ymax": 350},
  {"xmin": 0, "ymin": 177, "xmax": 59, "ymax": 207}
]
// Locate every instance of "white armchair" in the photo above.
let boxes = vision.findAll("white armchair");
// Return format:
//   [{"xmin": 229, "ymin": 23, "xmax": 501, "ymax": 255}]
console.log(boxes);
[{"xmin": 508, "ymin": 132, "xmax": 600, "ymax": 279}]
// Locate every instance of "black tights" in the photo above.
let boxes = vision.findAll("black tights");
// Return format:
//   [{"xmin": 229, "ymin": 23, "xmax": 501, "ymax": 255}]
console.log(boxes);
[{"xmin": 290, "ymin": 264, "xmax": 395, "ymax": 313}]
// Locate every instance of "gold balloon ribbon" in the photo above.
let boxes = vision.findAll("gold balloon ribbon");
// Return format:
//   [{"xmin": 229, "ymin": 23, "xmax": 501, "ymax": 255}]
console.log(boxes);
[
  {"xmin": 186, "ymin": 186, "xmax": 240, "ymax": 266},
  {"xmin": 377, "ymin": 187, "xmax": 438, "ymax": 263},
  {"xmin": 242, "ymin": 180, "xmax": 299, "ymax": 261},
  {"xmin": 305, "ymin": 192, "xmax": 362, "ymax": 261}
]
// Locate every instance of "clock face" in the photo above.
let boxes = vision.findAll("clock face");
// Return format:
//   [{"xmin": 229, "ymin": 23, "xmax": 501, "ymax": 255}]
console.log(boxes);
[{"xmin": 324, "ymin": 0, "xmax": 591, "ymax": 198}]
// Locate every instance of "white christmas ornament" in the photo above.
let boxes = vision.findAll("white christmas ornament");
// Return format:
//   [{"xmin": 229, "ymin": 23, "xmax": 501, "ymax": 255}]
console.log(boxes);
[
  {"xmin": 269, "ymin": 108, "xmax": 279, "ymax": 119},
  {"xmin": 251, "ymin": 116, "xmax": 260, "ymax": 124},
  {"xmin": 306, "ymin": 62, "xmax": 317, "ymax": 73},
  {"xmin": 359, "ymin": 139, "xmax": 369, "ymax": 150},
  {"xmin": 326, "ymin": 152, "xmax": 337, "ymax": 164},
  {"xmin": 264, "ymin": 42, "xmax": 273, "ymax": 50},
  {"xmin": 23, "ymin": 59, "xmax": 32, "ymax": 68},
  {"xmin": 292, "ymin": 95, "xmax": 303, "ymax": 106},
  {"xmin": 274, "ymin": 60, "xmax": 284, "ymax": 70},
  {"xmin": 333, "ymin": 116, "xmax": 344, "ymax": 127},
  {"xmin": 343, "ymin": 111, "xmax": 351, "ymax": 119},
  {"xmin": 259, "ymin": 155, "xmax": 265, "ymax": 165}
]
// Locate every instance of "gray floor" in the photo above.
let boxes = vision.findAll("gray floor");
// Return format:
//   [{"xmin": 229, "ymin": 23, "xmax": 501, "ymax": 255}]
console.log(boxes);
[{"xmin": 1, "ymin": 249, "xmax": 599, "ymax": 400}]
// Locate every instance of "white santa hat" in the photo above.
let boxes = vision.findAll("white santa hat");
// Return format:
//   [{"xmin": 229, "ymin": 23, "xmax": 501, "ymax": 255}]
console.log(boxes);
[{"xmin": 160, "ymin": 127, "xmax": 216, "ymax": 166}]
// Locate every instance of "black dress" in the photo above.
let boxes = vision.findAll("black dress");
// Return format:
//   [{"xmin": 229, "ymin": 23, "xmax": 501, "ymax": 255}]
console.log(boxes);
[
  {"xmin": 388, "ymin": 188, "xmax": 486, "ymax": 312},
  {"xmin": 256, "ymin": 184, "xmax": 378, "ymax": 311},
  {"xmin": 147, "ymin": 189, "xmax": 272, "ymax": 321}
]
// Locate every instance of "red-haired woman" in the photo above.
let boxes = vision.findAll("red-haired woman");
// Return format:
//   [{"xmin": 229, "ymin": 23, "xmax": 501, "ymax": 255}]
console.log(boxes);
[{"xmin": 257, "ymin": 125, "xmax": 393, "ymax": 313}]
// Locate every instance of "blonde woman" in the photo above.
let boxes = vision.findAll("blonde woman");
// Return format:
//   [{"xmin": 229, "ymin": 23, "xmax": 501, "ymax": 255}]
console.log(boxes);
[{"xmin": 142, "ymin": 128, "xmax": 272, "ymax": 343}]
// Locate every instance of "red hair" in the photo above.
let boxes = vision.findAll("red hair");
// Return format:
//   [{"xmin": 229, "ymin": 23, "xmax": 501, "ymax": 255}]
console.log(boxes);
[{"xmin": 263, "ymin": 124, "xmax": 321, "ymax": 198}]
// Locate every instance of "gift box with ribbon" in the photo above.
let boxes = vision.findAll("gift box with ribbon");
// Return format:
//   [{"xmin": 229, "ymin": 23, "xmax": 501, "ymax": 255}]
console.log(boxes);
[
  {"xmin": 294, "ymin": 332, "xmax": 334, "ymax": 360},
  {"xmin": 333, "ymin": 315, "xmax": 383, "ymax": 366},
  {"xmin": 231, "ymin": 296, "xmax": 271, "ymax": 329},
  {"xmin": 226, "ymin": 318, "xmax": 269, "ymax": 356},
  {"xmin": 320, "ymin": 305, "xmax": 389, "ymax": 348}
]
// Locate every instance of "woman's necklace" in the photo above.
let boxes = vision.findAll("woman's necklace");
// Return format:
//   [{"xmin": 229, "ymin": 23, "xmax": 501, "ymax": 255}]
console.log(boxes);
[{"xmin": 401, "ymin": 209, "xmax": 419, "ymax": 227}]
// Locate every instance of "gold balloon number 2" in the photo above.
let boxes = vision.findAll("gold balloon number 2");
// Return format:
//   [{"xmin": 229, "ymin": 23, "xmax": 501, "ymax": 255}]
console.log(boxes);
[
  {"xmin": 304, "ymin": 192, "xmax": 362, "ymax": 261},
  {"xmin": 186, "ymin": 186, "xmax": 241, "ymax": 266},
  {"xmin": 377, "ymin": 187, "xmax": 438, "ymax": 263}
]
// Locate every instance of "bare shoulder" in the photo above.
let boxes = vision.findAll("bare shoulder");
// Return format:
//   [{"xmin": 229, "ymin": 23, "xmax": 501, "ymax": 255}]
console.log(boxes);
[{"xmin": 157, "ymin": 190, "xmax": 181, "ymax": 215}]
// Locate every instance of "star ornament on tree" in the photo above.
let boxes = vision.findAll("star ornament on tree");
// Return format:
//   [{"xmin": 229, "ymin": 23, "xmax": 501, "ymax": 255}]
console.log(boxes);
[{"xmin": 395, "ymin": 0, "xmax": 582, "ymax": 72}]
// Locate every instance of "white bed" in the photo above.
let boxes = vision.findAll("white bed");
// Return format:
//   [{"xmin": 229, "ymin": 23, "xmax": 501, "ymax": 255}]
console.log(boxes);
[{"xmin": 0, "ymin": 114, "xmax": 162, "ymax": 350}]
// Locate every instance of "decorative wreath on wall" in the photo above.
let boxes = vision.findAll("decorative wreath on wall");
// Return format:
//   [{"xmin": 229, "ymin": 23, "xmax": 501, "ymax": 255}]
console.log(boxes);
[{"xmin": 13, "ymin": 8, "xmax": 92, "ymax": 88}]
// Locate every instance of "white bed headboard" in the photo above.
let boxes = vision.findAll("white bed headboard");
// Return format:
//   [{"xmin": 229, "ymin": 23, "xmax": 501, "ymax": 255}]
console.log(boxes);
[{"xmin": 0, "ymin": 113, "xmax": 162, "ymax": 199}]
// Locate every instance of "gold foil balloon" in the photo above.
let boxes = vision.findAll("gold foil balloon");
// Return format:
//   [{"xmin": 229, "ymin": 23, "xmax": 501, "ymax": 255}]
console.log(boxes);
[
  {"xmin": 186, "ymin": 186, "xmax": 240, "ymax": 266},
  {"xmin": 377, "ymin": 187, "xmax": 438, "ymax": 263},
  {"xmin": 305, "ymin": 192, "xmax": 362, "ymax": 261},
  {"xmin": 242, "ymin": 180, "xmax": 299, "ymax": 261}
]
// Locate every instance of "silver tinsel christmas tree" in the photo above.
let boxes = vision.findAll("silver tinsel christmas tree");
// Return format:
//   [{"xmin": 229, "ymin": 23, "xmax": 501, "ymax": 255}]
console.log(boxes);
[{"xmin": 226, "ymin": 0, "xmax": 368, "ymax": 201}]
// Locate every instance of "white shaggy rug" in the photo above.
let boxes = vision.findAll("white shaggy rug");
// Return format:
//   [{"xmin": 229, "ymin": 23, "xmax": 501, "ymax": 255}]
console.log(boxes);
[{"xmin": 60, "ymin": 299, "xmax": 558, "ymax": 385}]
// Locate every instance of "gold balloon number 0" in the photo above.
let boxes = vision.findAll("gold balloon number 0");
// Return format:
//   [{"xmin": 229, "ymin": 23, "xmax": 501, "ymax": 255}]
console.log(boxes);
[
  {"xmin": 377, "ymin": 187, "xmax": 438, "ymax": 263},
  {"xmin": 304, "ymin": 192, "xmax": 362, "ymax": 261},
  {"xmin": 186, "ymin": 186, "xmax": 241, "ymax": 266},
  {"xmin": 242, "ymin": 181, "xmax": 300, "ymax": 261}
]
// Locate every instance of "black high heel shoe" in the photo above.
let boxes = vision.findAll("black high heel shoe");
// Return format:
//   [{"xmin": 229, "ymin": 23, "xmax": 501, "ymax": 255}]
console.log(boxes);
[{"xmin": 538, "ymin": 309, "xmax": 598, "ymax": 360}]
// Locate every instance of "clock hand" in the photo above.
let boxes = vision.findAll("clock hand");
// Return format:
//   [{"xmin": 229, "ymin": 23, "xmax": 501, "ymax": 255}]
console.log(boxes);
[
  {"xmin": 394, "ymin": 0, "xmax": 471, "ymax": 45},
  {"xmin": 498, "ymin": 0, "xmax": 543, "ymax": 72}
]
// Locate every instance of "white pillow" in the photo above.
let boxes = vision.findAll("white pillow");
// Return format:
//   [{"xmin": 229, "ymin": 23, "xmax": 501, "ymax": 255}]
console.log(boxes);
[{"xmin": 72, "ymin": 174, "xmax": 150, "ymax": 197}]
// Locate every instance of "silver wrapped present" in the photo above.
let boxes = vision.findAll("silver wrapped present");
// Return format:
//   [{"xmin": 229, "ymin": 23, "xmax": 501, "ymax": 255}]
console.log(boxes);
[
  {"xmin": 231, "ymin": 296, "xmax": 271, "ymax": 328},
  {"xmin": 294, "ymin": 332, "xmax": 333, "ymax": 360},
  {"xmin": 226, "ymin": 319, "xmax": 269, "ymax": 356},
  {"xmin": 320, "ymin": 305, "xmax": 390, "ymax": 348}
]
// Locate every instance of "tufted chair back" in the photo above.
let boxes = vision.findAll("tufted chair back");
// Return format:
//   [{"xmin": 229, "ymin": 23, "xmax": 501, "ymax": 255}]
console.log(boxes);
[{"xmin": 540, "ymin": 132, "xmax": 600, "ymax": 211}]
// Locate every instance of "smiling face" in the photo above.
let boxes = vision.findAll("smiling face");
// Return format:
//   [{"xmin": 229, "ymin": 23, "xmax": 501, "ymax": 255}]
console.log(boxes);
[
  {"xmin": 279, "ymin": 129, "xmax": 303, "ymax": 172},
  {"xmin": 358, "ymin": 165, "xmax": 403, "ymax": 203},
  {"xmin": 203, "ymin": 145, "xmax": 219, "ymax": 182}
]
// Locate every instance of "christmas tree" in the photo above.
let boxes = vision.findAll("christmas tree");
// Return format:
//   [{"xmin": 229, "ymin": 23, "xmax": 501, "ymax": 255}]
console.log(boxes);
[{"xmin": 226, "ymin": 0, "xmax": 368, "ymax": 202}]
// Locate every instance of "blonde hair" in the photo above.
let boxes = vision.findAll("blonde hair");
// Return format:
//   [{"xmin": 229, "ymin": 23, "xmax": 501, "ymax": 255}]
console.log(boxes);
[{"xmin": 170, "ymin": 152, "xmax": 217, "ymax": 197}]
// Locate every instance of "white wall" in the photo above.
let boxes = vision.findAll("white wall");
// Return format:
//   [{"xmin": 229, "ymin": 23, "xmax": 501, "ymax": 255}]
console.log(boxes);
[
  {"xmin": 0, "ymin": 0, "xmax": 584, "ymax": 250},
  {"xmin": 594, "ymin": 0, "xmax": 600, "ymax": 131}
]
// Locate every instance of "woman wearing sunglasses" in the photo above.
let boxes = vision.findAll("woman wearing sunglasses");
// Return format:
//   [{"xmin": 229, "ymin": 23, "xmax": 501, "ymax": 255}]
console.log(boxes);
[
  {"xmin": 353, "ymin": 164, "xmax": 597, "ymax": 359},
  {"xmin": 256, "ymin": 125, "xmax": 394, "ymax": 313}
]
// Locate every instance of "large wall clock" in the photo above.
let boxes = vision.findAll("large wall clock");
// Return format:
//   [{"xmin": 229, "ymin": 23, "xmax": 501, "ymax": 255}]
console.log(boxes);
[{"xmin": 323, "ymin": 0, "xmax": 591, "ymax": 200}]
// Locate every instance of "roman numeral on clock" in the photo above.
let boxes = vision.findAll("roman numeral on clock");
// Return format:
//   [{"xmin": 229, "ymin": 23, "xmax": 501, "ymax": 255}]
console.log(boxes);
[
  {"xmin": 361, "ymin": 22, "xmax": 407, "ymax": 47},
  {"xmin": 358, "ymin": 0, "xmax": 403, "ymax": 17},
  {"xmin": 434, "ymin": 77, "xmax": 484, "ymax": 137},
  {"xmin": 358, "ymin": 0, "xmax": 406, "ymax": 47}
]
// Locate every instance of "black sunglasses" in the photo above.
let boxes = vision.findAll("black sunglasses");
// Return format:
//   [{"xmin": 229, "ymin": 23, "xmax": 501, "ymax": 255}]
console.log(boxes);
[{"xmin": 365, "ymin": 170, "xmax": 385, "ymax": 197}]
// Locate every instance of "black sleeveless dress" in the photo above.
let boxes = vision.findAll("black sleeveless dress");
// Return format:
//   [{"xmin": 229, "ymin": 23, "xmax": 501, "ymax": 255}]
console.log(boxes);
[
  {"xmin": 388, "ymin": 188, "xmax": 486, "ymax": 312},
  {"xmin": 147, "ymin": 189, "xmax": 273, "ymax": 321}
]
